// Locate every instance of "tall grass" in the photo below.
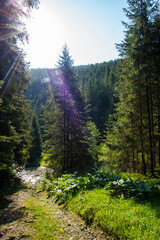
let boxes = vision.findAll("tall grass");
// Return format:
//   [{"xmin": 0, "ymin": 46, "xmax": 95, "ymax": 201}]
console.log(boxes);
[
  {"xmin": 69, "ymin": 189, "xmax": 160, "ymax": 240},
  {"xmin": 43, "ymin": 171, "xmax": 160, "ymax": 239}
]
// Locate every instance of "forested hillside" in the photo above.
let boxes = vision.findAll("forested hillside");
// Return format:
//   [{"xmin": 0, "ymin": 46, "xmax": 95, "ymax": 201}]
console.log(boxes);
[
  {"xmin": 26, "ymin": 59, "xmax": 119, "ymax": 133},
  {"xmin": 26, "ymin": 47, "xmax": 118, "ymax": 173},
  {"xmin": 75, "ymin": 60, "xmax": 120, "ymax": 132}
]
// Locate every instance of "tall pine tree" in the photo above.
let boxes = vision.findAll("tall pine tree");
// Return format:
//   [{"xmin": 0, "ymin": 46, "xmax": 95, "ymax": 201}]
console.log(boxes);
[
  {"xmin": 43, "ymin": 45, "xmax": 94, "ymax": 174},
  {"xmin": 100, "ymin": 0, "xmax": 160, "ymax": 176},
  {"xmin": 0, "ymin": 0, "xmax": 39, "ymax": 191}
]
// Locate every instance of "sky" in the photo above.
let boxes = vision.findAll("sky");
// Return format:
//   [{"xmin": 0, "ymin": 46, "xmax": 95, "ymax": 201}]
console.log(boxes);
[{"xmin": 23, "ymin": 0, "xmax": 128, "ymax": 68}]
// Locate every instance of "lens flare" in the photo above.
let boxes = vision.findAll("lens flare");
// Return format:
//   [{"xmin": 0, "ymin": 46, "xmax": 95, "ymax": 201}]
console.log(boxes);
[{"xmin": 43, "ymin": 68, "xmax": 82, "ymax": 124}]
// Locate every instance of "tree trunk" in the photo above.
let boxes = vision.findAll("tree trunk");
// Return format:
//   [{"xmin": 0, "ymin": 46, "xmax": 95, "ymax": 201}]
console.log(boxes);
[
  {"xmin": 139, "ymin": 88, "xmax": 146, "ymax": 175},
  {"xmin": 145, "ymin": 75, "xmax": 154, "ymax": 176}
]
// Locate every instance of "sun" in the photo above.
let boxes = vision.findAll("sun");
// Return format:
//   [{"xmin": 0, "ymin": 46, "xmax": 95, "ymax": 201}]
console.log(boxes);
[{"xmin": 23, "ymin": 1, "xmax": 66, "ymax": 68}]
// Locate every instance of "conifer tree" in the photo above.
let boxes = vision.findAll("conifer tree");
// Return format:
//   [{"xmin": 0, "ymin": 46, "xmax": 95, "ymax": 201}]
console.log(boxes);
[
  {"xmin": 28, "ymin": 113, "xmax": 42, "ymax": 166},
  {"xmin": 0, "ymin": 0, "xmax": 39, "ymax": 190},
  {"xmin": 42, "ymin": 85, "xmax": 65, "ymax": 174},
  {"xmin": 100, "ymin": 0, "xmax": 160, "ymax": 175},
  {"xmin": 43, "ymin": 45, "xmax": 93, "ymax": 174},
  {"xmin": 57, "ymin": 44, "xmax": 93, "ymax": 172}
]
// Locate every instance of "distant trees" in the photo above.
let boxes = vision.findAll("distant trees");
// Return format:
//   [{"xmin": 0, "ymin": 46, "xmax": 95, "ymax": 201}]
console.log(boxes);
[
  {"xmin": 76, "ymin": 60, "xmax": 119, "ymax": 132},
  {"xmin": 27, "ymin": 60, "xmax": 119, "ymax": 136},
  {"xmin": 100, "ymin": 0, "xmax": 160, "ymax": 176}
]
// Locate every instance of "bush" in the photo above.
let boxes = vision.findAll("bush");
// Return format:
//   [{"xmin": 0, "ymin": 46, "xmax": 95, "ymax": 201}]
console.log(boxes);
[
  {"xmin": 45, "ymin": 171, "xmax": 121, "ymax": 202},
  {"xmin": 45, "ymin": 170, "xmax": 159, "ymax": 203},
  {"xmin": 104, "ymin": 178, "xmax": 158, "ymax": 199}
]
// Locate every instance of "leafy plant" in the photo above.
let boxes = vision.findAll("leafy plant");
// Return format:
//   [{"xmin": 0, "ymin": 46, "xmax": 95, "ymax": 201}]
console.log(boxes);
[
  {"xmin": 45, "ymin": 170, "xmax": 159, "ymax": 203},
  {"xmin": 45, "ymin": 171, "xmax": 121, "ymax": 202},
  {"xmin": 105, "ymin": 179, "xmax": 158, "ymax": 199}
]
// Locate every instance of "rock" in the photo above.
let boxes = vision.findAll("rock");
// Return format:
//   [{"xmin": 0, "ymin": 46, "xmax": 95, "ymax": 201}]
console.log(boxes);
[
  {"xmin": 8, "ymin": 236, "xmax": 16, "ymax": 240},
  {"xmin": 8, "ymin": 226, "xmax": 13, "ymax": 230},
  {"xmin": 18, "ymin": 234, "xmax": 30, "ymax": 239},
  {"xmin": 25, "ymin": 219, "xmax": 34, "ymax": 223}
]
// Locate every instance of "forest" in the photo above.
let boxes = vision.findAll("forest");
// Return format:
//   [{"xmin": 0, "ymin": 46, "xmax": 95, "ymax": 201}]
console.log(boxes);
[
  {"xmin": 1, "ymin": 0, "xmax": 160, "ymax": 181},
  {"xmin": 0, "ymin": 0, "xmax": 160, "ymax": 239}
]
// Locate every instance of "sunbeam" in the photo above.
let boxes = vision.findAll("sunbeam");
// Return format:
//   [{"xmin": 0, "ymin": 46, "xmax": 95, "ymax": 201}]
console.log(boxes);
[{"xmin": 1, "ymin": 54, "xmax": 21, "ymax": 98}]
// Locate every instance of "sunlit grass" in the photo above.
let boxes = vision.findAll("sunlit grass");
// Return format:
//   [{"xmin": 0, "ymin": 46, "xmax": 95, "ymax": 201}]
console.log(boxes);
[
  {"xmin": 24, "ymin": 196, "xmax": 62, "ymax": 240},
  {"xmin": 68, "ymin": 189, "xmax": 160, "ymax": 240},
  {"xmin": 43, "ymin": 170, "xmax": 160, "ymax": 239}
]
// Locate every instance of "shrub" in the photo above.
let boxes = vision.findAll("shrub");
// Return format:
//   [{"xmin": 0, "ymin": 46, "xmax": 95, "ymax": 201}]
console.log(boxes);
[{"xmin": 104, "ymin": 178, "xmax": 158, "ymax": 199}]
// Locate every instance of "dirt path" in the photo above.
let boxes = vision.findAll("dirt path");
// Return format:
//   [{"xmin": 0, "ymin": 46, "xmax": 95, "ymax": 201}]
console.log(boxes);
[{"xmin": 0, "ymin": 168, "xmax": 114, "ymax": 240}]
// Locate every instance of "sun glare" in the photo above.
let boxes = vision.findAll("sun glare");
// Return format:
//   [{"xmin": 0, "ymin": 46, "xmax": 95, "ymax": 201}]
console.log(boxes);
[
  {"xmin": 24, "ymin": 1, "xmax": 66, "ymax": 68},
  {"xmin": 22, "ymin": 0, "xmax": 127, "ymax": 68}
]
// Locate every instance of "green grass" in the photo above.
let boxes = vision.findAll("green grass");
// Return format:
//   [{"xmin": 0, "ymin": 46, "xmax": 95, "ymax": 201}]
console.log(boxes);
[
  {"xmin": 24, "ymin": 197, "xmax": 62, "ymax": 239},
  {"xmin": 44, "ymin": 171, "xmax": 160, "ymax": 240},
  {"xmin": 68, "ymin": 189, "xmax": 160, "ymax": 240}
]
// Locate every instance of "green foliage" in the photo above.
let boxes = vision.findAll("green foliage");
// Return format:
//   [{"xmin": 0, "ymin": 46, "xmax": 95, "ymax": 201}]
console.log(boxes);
[
  {"xmin": 44, "ymin": 171, "xmax": 121, "ymax": 203},
  {"xmin": 45, "ymin": 170, "xmax": 159, "ymax": 204},
  {"xmin": 28, "ymin": 113, "xmax": 42, "ymax": 166},
  {"xmin": 101, "ymin": 0, "xmax": 160, "ymax": 176},
  {"xmin": 42, "ymin": 169, "xmax": 160, "ymax": 239},
  {"xmin": 28, "ymin": 59, "xmax": 119, "ymax": 136},
  {"xmin": 0, "ymin": 164, "xmax": 15, "ymax": 193},
  {"xmin": 42, "ymin": 171, "xmax": 160, "ymax": 239},
  {"xmin": 42, "ymin": 86, "xmax": 65, "ymax": 174},
  {"xmin": 42, "ymin": 45, "xmax": 94, "ymax": 174},
  {"xmin": 87, "ymin": 121, "xmax": 101, "ymax": 162},
  {"xmin": 105, "ymin": 179, "xmax": 158, "ymax": 199},
  {"xmin": 0, "ymin": 0, "xmax": 39, "ymax": 192},
  {"xmin": 75, "ymin": 60, "xmax": 119, "ymax": 132}
]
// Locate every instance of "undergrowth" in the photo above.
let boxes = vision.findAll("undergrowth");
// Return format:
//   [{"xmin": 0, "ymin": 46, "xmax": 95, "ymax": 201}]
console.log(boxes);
[
  {"xmin": 41, "ymin": 170, "xmax": 160, "ymax": 239},
  {"xmin": 69, "ymin": 189, "xmax": 160, "ymax": 239},
  {"xmin": 41, "ymin": 171, "xmax": 159, "ymax": 203}
]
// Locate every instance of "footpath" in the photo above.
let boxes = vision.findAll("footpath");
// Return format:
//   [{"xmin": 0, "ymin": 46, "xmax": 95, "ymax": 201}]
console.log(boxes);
[{"xmin": 0, "ymin": 167, "xmax": 113, "ymax": 240}]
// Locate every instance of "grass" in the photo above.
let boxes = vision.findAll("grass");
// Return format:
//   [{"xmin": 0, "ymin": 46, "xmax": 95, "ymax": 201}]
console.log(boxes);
[
  {"xmin": 68, "ymin": 189, "xmax": 160, "ymax": 240},
  {"xmin": 24, "ymin": 194, "xmax": 62, "ymax": 240},
  {"xmin": 43, "ymin": 170, "xmax": 160, "ymax": 240}
]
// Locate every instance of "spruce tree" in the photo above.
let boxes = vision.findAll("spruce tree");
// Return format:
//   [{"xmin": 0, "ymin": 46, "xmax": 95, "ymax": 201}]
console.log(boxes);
[
  {"xmin": 43, "ymin": 45, "xmax": 93, "ymax": 174},
  {"xmin": 0, "ymin": 0, "xmax": 39, "ymax": 190},
  {"xmin": 42, "ymin": 85, "xmax": 65, "ymax": 174},
  {"xmin": 28, "ymin": 113, "xmax": 42, "ymax": 166},
  {"xmin": 57, "ymin": 44, "xmax": 93, "ymax": 172},
  {"xmin": 101, "ymin": 0, "xmax": 160, "ymax": 175}
]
